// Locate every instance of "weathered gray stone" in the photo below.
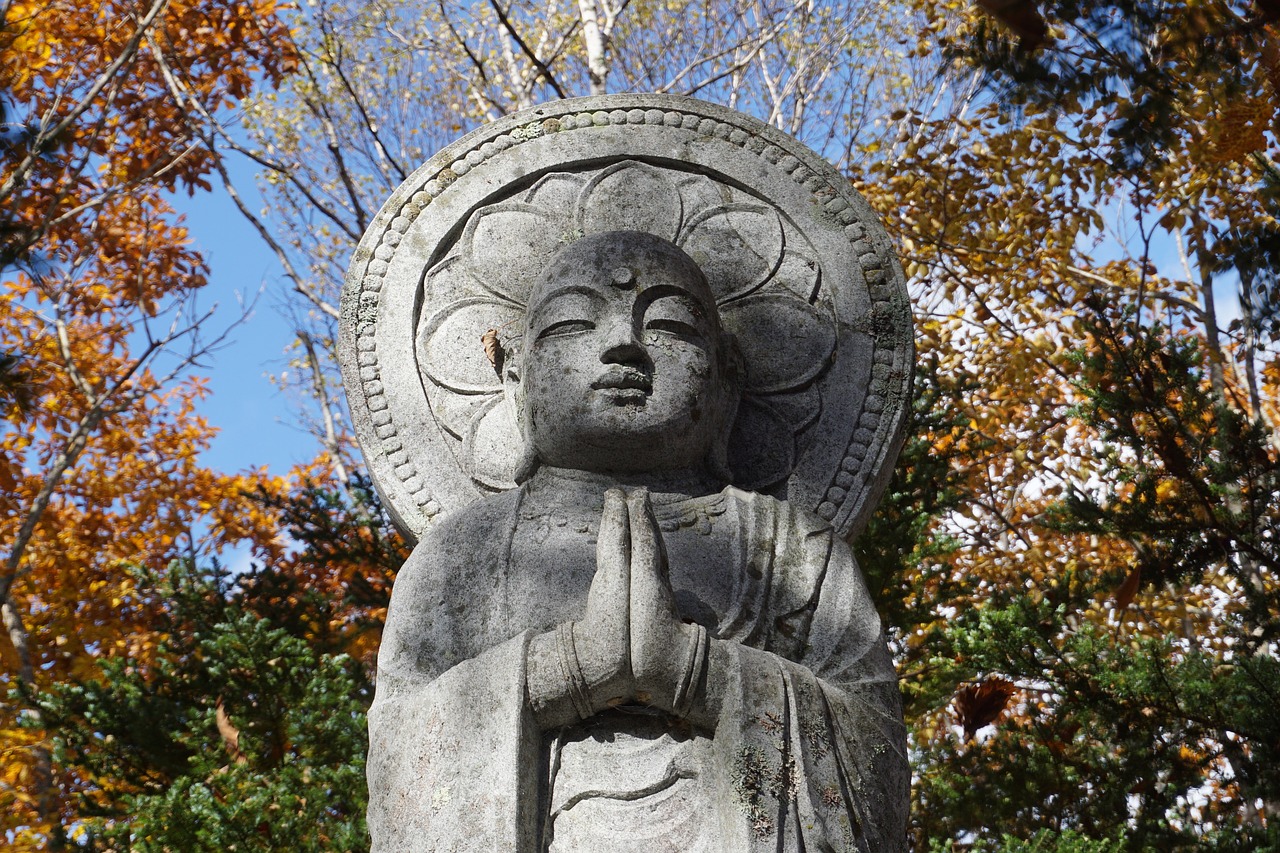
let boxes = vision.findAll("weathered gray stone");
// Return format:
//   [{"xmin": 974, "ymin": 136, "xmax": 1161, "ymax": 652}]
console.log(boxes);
[{"xmin": 339, "ymin": 94, "xmax": 912, "ymax": 852}]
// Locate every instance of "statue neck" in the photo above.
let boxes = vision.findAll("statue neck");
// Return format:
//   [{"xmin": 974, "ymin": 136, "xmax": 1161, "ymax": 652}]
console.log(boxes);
[{"xmin": 525, "ymin": 465, "xmax": 721, "ymax": 504}]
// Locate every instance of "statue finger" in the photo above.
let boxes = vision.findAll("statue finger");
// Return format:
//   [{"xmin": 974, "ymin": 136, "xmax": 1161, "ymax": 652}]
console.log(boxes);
[
  {"xmin": 580, "ymin": 488, "xmax": 632, "ymax": 700},
  {"xmin": 626, "ymin": 489, "xmax": 661, "ymax": 578},
  {"xmin": 627, "ymin": 488, "xmax": 681, "ymax": 634},
  {"xmin": 589, "ymin": 487, "xmax": 631, "ymax": 609}
]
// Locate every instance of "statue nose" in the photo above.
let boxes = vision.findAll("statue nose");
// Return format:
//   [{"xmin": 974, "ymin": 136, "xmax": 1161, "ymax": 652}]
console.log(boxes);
[{"xmin": 599, "ymin": 320, "xmax": 646, "ymax": 365}]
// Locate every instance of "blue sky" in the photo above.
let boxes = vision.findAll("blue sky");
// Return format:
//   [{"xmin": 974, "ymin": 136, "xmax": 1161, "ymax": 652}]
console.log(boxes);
[{"xmin": 174, "ymin": 159, "xmax": 310, "ymax": 479}]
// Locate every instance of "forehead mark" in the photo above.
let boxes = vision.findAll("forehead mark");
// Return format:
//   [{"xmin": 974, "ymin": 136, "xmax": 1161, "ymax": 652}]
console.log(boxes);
[{"xmin": 611, "ymin": 267, "xmax": 635, "ymax": 289}]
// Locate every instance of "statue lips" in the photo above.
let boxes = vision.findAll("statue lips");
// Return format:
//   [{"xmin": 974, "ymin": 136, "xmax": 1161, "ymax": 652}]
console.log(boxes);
[{"xmin": 590, "ymin": 367, "xmax": 652, "ymax": 404}]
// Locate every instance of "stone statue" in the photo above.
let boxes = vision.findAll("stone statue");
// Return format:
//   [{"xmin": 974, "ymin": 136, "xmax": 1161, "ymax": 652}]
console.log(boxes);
[{"xmin": 339, "ymin": 95, "xmax": 914, "ymax": 852}]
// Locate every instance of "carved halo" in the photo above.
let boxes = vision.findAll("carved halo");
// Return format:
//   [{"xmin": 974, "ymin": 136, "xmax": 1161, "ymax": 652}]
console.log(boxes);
[{"xmin": 339, "ymin": 95, "xmax": 913, "ymax": 544}]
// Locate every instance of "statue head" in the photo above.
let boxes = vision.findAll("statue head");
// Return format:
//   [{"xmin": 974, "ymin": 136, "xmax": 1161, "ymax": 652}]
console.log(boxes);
[{"xmin": 507, "ymin": 230, "xmax": 743, "ymax": 481}]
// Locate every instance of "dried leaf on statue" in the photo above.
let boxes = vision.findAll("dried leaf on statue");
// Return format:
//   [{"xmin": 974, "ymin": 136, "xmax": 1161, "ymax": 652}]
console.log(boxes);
[{"xmin": 481, "ymin": 328, "xmax": 504, "ymax": 374}]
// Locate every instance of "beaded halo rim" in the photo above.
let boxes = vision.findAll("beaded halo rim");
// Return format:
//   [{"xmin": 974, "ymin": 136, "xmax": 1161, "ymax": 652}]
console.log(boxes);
[{"xmin": 338, "ymin": 94, "xmax": 913, "ymax": 544}]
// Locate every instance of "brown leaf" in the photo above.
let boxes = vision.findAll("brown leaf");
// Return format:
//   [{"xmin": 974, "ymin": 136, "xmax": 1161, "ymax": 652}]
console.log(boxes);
[
  {"xmin": 480, "ymin": 328, "xmax": 504, "ymax": 375},
  {"xmin": 954, "ymin": 677, "xmax": 1016, "ymax": 740},
  {"xmin": 976, "ymin": 0, "xmax": 1048, "ymax": 51},
  {"xmin": 215, "ymin": 697, "xmax": 247, "ymax": 765},
  {"xmin": 1114, "ymin": 565, "xmax": 1142, "ymax": 613}
]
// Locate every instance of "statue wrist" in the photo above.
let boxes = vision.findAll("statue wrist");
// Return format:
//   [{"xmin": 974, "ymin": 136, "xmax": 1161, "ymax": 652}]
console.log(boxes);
[
  {"xmin": 525, "ymin": 626, "xmax": 589, "ymax": 729},
  {"xmin": 526, "ymin": 622, "xmax": 634, "ymax": 728},
  {"xmin": 672, "ymin": 623, "xmax": 710, "ymax": 719}
]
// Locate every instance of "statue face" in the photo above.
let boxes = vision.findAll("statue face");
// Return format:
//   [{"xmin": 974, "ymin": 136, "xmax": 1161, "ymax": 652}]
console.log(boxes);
[{"xmin": 516, "ymin": 231, "xmax": 734, "ymax": 475}]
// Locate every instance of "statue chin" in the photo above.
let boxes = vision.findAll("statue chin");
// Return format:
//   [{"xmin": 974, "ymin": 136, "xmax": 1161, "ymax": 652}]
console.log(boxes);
[
  {"xmin": 521, "ymin": 392, "xmax": 729, "ymax": 475},
  {"xmin": 528, "ymin": 423, "xmax": 722, "ymax": 479}
]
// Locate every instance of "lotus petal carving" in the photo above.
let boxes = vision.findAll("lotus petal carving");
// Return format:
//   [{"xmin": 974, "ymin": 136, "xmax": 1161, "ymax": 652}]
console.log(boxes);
[
  {"xmin": 772, "ymin": 248, "xmax": 822, "ymax": 304},
  {"xmin": 430, "ymin": 389, "xmax": 501, "ymax": 441},
  {"xmin": 720, "ymin": 293, "xmax": 835, "ymax": 395},
  {"xmin": 755, "ymin": 386, "xmax": 822, "ymax": 435},
  {"xmin": 678, "ymin": 203, "xmax": 784, "ymax": 303},
  {"xmin": 463, "ymin": 395, "xmax": 519, "ymax": 489},
  {"xmin": 462, "ymin": 203, "xmax": 574, "ymax": 305},
  {"xmin": 577, "ymin": 161, "xmax": 683, "ymax": 242},
  {"xmin": 727, "ymin": 396, "xmax": 796, "ymax": 491},
  {"xmin": 418, "ymin": 296, "xmax": 520, "ymax": 394},
  {"xmin": 523, "ymin": 173, "xmax": 588, "ymax": 210},
  {"xmin": 422, "ymin": 255, "xmax": 485, "ymax": 308}
]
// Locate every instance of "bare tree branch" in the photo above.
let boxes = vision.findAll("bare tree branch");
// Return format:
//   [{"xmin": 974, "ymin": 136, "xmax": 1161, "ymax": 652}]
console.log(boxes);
[
  {"xmin": 316, "ymin": 9, "xmax": 410, "ymax": 184},
  {"xmin": 143, "ymin": 34, "xmax": 341, "ymax": 320},
  {"xmin": 488, "ymin": 0, "xmax": 568, "ymax": 99},
  {"xmin": 0, "ymin": 0, "xmax": 171, "ymax": 206},
  {"xmin": 299, "ymin": 329, "xmax": 351, "ymax": 486}
]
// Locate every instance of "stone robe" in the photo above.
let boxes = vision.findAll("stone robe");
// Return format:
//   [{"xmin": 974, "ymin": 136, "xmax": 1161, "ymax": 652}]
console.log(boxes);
[{"xmin": 367, "ymin": 486, "xmax": 908, "ymax": 851}]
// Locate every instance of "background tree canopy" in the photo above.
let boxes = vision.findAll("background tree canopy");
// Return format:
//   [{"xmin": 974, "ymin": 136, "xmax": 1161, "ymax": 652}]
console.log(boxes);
[{"xmin": 1, "ymin": 0, "xmax": 1276, "ymax": 849}]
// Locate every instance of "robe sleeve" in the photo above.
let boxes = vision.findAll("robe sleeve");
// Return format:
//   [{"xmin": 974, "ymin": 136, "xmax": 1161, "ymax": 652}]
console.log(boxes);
[
  {"xmin": 366, "ymin": 496, "xmax": 543, "ymax": 852},
  {"xmin": 706, "ymin": 494, "xmax": 909, "ymax": 852},
  {"xmin": 366, "ymin": 633, "xmax": 543, "ymax": 852}
]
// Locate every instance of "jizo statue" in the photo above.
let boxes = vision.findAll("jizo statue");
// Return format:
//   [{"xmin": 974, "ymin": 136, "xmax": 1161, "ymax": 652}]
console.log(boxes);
[{"xmin": 340, "ymin": 95, "xmax": 914, "ymax": 852}]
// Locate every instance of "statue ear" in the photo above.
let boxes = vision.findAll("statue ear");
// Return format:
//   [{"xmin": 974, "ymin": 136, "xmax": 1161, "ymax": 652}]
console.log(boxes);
[
  {"xmin": 502, "ymin": 344, "xmax": 540, "ymax": 484},
  {"xmin": 708, "ymin": 331, "xmax": 745, "ymax": 484},
  {"xmin": 501, "ymin": 342, "xmax": 522, "ymax": 412}
]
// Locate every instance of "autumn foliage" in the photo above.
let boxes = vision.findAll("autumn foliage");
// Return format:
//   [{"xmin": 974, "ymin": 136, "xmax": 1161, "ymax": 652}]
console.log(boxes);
[
  {"xmin": 0, "ymin": 0, "xmax": 301, "ymax": 846},
  {"xmin": 850, "ymin": 2, "xmax": 1280, "ymax": 848}
]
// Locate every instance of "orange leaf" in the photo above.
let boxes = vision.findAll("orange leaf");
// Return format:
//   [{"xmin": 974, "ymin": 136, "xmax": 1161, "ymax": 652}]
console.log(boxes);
[
  {"xmin": 1114, "ymin": 565, "xmax": 1142, "ymax": 613},
  {"xmin": 215, "ymin": 697, "xmax": 246, "ymax": 765}
]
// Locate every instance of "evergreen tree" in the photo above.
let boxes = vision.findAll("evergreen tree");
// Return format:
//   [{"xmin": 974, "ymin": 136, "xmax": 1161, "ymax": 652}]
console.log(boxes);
[
  {"xmin": 880, "ymin": 302, "xmax": 1280, "ymax": 850},
  {"xmin": 22, "ymin": 479, "xmax": 407, "ymax": 850}
]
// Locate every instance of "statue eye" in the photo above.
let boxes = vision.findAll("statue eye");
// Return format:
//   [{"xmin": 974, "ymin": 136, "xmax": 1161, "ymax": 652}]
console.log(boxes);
[
  {"xmin": 536, "ymin": 318, "xmax": 595, "ymax": 339},
  {"xmin": 644, "ymin": 295, "xmax": 705, "ymax": 340},
  {"xmin": 645, "ymin": 317, "xmax": 699, "ymax": 337}
]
